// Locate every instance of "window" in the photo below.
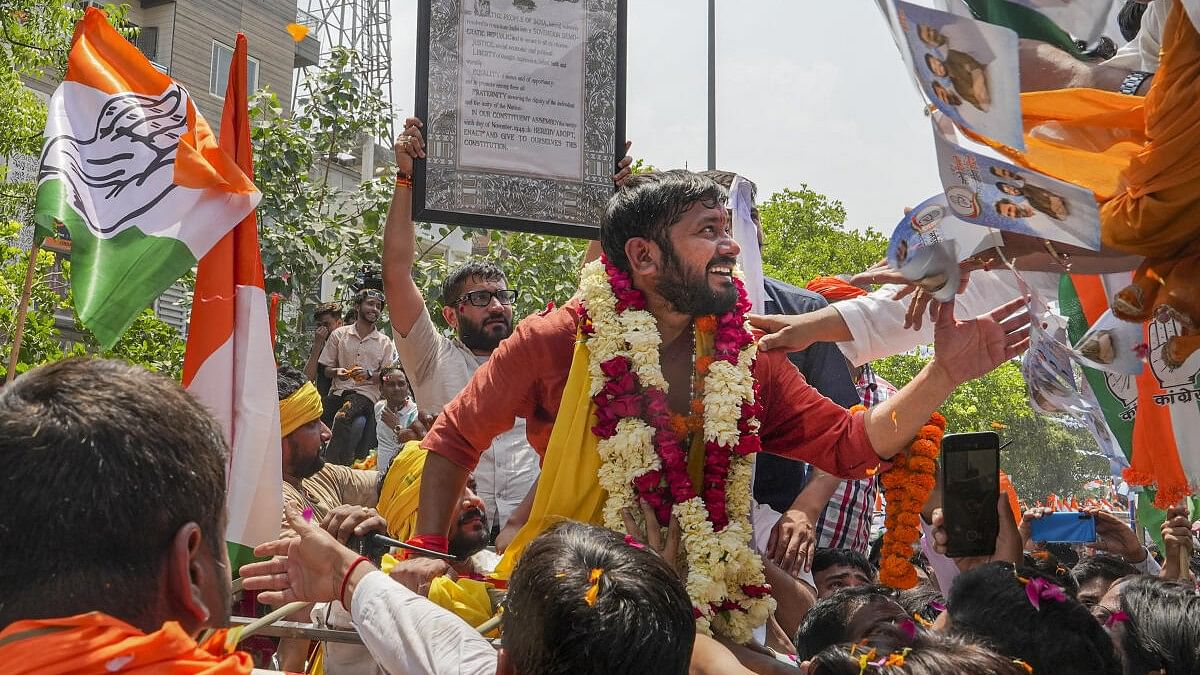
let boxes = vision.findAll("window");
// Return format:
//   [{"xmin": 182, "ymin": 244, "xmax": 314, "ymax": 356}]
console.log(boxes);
[{"xmin": 209, "ymin": 40, "xmax": 259, "ymax": 97}]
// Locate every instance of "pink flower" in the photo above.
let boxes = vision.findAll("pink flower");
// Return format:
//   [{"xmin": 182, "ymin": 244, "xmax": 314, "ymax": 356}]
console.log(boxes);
[
  {"xmin": 609, "ymin": 394, "xmax": 642, "ymax": 418},
  {"xmin": 1025, "ymin": 577, "xmax": 1067, "ymax": 610},
  {"xmin": 1104, "ymin": 611, "xmax": 1129, "ymax": 628},
  {"xmin": 742, "ymin": 584, "xmax": 772, "ymax": 598},
  {"xmin": 600, "ymin": 356, "xmax": 631, "ymax": 378},
  {"xmin": 623, "ymin": 534, "xmax": 646, "ymax": 549},
  {"xmin": 592, "ymin": 418, "xmax": 618, "ymax": 438},
  {"xmin": 601, "ymin": 372, "xmax": 638, "ymax": 397},
  {"xmin": 734, "ymin": 435, "xmax": 761, "ymax": 456},
  {"xmin": 644, "ymin": 391, "xmax": 671, "ymax": 417}
]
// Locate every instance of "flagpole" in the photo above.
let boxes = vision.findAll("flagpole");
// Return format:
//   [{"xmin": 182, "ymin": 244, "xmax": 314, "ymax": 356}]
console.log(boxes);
[{"xmin": 5, "ymin": 240, "xmax": 41, "ymax": 384}]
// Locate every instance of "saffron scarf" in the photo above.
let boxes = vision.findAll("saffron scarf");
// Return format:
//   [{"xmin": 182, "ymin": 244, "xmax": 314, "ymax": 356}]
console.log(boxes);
[{"xmin": 0, "ymin": 612, "xmax": 252, "ymax": 674}]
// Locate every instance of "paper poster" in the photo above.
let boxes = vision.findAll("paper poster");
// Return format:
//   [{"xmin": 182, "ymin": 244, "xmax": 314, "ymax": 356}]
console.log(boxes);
[
  {"xmin": 885, "ymin": 193, "xmax": 1004, "ymax": 300},
  {"xmin": 931, "ymin": 112, "xmax": 1101, "ymax": 250},
  {"xmin": 896, "ymin": 1, "xmax": 1024, "ymax": 150}
]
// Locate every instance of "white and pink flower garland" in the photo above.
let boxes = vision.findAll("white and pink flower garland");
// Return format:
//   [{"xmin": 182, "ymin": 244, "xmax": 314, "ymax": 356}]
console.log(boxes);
[{"xmin": 578, "ymin": 257, "xmax": 773, "ymax": 642}]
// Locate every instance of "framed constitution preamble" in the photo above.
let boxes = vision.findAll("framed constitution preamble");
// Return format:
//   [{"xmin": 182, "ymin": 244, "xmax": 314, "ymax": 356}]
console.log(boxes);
[{"xmin": 414, "ymin": 0, "xmax": 627, "ymax": 238}]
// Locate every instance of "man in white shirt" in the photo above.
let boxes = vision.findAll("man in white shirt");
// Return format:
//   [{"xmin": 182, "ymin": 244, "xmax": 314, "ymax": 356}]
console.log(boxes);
[{"xmin": 382, "ymin": 120, "xmax": 540, "ymax": 533}]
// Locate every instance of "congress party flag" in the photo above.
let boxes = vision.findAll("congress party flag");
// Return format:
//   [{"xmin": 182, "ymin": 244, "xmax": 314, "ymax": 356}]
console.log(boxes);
[
  {"xmin": 33, "ymin": 8, "xmax": 259, "ymax": 348},
  {"xmin": 182, "ymin": 34, "xmax": 281, "ymax": 574}
]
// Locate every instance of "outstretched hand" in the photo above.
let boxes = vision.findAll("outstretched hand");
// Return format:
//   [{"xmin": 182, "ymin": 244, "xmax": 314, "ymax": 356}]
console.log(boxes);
[
  {"xmin": 748, "ymin": 313, "xmax": 818, "ymax": 353},
  {"xmin": 241, "ymin": 502, "xmax": 364, "ymax": 606},
  {"xmin": 931, "ymin": 296, "xmax": 1031, "ymax": 386}
]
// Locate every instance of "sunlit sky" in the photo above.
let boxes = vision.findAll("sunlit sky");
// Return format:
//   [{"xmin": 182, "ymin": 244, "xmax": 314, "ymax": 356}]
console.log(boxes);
[{"xmin": 388, "ymin": 1, "xmax": 1129, "ymax": 234}]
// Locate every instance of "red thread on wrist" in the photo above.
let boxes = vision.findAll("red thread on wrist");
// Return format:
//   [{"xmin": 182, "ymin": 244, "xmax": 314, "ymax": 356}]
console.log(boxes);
[
  {"xmin": 401, "ymin": 534, "xmax": 450, "ymax": 559},
  {"xmin": 340, "ymin": 555, "xmax": 372, "ymax": 609}
]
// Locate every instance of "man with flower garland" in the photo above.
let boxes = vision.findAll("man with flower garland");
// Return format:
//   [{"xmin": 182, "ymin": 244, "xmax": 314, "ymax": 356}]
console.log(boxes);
[{"xmin": 409, "ymin": 169, "xmax": 1031, "ymax": 641}]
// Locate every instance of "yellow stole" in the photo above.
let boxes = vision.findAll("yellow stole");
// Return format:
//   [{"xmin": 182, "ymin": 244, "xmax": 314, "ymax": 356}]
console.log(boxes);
[{"xmin": 494, "ymin": 328, "xmax": 712, "ymax": 578}]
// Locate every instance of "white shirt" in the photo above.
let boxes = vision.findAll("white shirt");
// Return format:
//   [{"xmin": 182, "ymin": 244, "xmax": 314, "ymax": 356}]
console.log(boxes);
[
  {"xmin": 833, "ymin": 269, "xmax": 1061, "ymax": 367},
  {"xmin": 350, "ymin": 570, "xmax": 497, "ymax": 675},
  {"xmin": 374, "ymin": 398, "xmax": 419, "ymax": 474},
  {"xmin": 394, "ymin": 309, "xmax": 540, "ymax": 528},
  {"xmin": 1106, "ymin": 1, "xmax": 1165, "ymax": 73}
]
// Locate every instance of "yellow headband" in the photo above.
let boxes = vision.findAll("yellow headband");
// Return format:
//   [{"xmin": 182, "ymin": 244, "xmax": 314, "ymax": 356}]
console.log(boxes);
[{"xmin": 280, "ymin": 381, "xmax": 324, "ymax": 437}]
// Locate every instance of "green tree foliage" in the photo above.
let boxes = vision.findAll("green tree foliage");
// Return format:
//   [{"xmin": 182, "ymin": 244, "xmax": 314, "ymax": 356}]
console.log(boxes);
[
  {"xmin": 871, "ymin": 352, "xmax": 1107, "ymax": 501},
  {"xmin": 758, "ymin": 186, "xmax": 889, "ymax": 287},
  {"xmin": 1, "ymin": 1, "xmax": 131, "ymax": 213},
  {"xmin": 251, "ymin": 48, "xmax": 394, "ymax": 366},
  {"xmin": 0, "ymin": 221, "xmax": 184, "ymax": 379}
]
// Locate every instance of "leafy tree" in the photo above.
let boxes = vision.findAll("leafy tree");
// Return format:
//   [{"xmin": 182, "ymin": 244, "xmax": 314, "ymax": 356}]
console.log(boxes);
[
  {"xmin": 251, "ymin": 47, "xmax": 394, "ymax": 366},
  {"xmin": 758, "ymin": 186, "xmax": 889, "ymax": 287},
  {"xmin": 1, "ymin": 1, "xmax": 132, "ymax": 214},
  {"xmin": 0, "ymin": 221, "xmax": 184, "ymax": 379},
  {"xmin": 871, "ymin": 352, "xmax": 1107, "ymax": 501}
]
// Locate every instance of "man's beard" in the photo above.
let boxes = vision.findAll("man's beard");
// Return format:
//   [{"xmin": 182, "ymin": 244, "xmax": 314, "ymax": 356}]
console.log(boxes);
[
  {"xmin": 449, "ymin": 506, "xmax": 489, "ymax": 558},
  {"xmin": 457, "ymin": 312, "xmax": 512, "ymax": 352},
  {"xmin": 656, "ymin": 252, "xmax": 738, "ymax": 316},
  {"xmin": 294, "ymin": 446, "xmax": 326, "ymax": 479}
]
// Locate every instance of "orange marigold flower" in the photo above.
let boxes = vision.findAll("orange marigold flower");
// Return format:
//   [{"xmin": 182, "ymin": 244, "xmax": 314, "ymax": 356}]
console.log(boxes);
[
  {"xmin": 695, "ymin": 315, "xmax": 718, "ymax": 334},
  {"xmin": 929, "ymin": 412, "xmax": 947, "ymax": 430},
  {"xmin": 849, "ymin": 404, "xmax": 868, "ymax": 414},
  {"xmin": 670, "ymin": 415, "xmax": 690, "ymax": 437},
  {"xmin": 695, "ymin": 355, "xmax": 715, "ymax": 376},
  {"xmin": 908, "ymin": 457, "xmax": 937, "ymax": 475},
  {"xmin": 911, "ymin": 439, "xmax": 938, "ymax": 457},
  {"xmin": 690, "ymin": 399, "xmax": 705, "ymax": 416}
]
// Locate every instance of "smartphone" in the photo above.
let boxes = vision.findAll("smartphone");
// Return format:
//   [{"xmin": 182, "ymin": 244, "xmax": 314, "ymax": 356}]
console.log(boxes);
[
  {"xmin": 1029, "ymin": 512, "xmax": 1097, "ymax": 544},
  {"xmin": 940, "ymin": 431, "xmax": 1000, "ymax": 558}
]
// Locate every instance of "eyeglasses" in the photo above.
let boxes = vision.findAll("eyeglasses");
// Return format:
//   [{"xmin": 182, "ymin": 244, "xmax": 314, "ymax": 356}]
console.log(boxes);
[{"xmin": 454, "ymin": 289, "xmax": 519, "ymax": 307}]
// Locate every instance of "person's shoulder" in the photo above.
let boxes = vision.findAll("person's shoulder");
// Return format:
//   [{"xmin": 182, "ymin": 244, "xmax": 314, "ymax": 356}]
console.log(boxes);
[
  {"xmin": 764, "ymin": 277, "xmax": 829, "ymax": 311},
  {"xmin": 328, "ymin": 325, "xmax": 355, "ymax": 340},
  {"xmin": 513, "ymin": 298, "xmax": 582, "ymax": 340}
]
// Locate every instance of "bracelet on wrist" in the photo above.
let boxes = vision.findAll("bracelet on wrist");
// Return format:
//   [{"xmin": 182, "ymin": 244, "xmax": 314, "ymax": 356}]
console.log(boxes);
[
  {"xmin": 340, "ymin": 555, "xmax": 373, "ymax": 609},
  {"xmin": 395, "ymin": 175, "xmax": 413, "ymax": 189}
]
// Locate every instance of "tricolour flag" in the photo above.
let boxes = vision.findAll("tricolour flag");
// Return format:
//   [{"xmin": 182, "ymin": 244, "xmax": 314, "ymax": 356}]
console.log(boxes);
[
  {"xmin": 182, "ymin": 34, "xmax": 281, "ymax": 574},
  {"xmin": 33, "ymin": 8, "xmax": 259, "ymax": 348},
  {"xmin": 1061, "ymin": 273, "xmax": 1200, "ymax": 548}
]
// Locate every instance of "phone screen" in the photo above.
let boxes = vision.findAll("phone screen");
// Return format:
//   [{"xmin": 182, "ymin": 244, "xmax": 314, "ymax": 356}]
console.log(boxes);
[{"xmin": 941, "ymin": 432, "xmax": 1000, "ymax": 558}]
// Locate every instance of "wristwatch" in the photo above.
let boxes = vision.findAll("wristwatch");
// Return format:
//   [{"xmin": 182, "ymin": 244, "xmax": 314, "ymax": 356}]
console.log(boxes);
[{"xmin": 1119, "ymin": 70, "xmax": 1152, "ymax": 96}]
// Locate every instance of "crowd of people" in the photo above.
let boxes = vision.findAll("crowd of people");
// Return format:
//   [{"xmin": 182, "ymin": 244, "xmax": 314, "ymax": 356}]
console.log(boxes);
[{"xmin": 3, "ymin": 1, "xmax": 1200, "ymax": 674}]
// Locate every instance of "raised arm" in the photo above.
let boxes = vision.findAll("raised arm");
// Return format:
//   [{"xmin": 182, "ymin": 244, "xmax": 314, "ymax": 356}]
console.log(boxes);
[{"xmin": 383, "ymin": 117, "xmax": 431, "ymax": 337}]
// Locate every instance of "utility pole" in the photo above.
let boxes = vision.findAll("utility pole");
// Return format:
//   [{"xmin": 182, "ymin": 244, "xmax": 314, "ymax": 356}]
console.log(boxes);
[{"xmin": 707, "ymin": 0, "xmax": 716, "ymax": 170}]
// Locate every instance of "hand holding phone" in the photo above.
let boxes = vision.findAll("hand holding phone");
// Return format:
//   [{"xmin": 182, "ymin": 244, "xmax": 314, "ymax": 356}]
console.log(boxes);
[
  {"xmin": 1028, "ymin": 512, "xmax": 1097, "ymax": 544},
  {"xmin": 940, "ymin": 432, "xmax": 1000, "ymax": 558}
]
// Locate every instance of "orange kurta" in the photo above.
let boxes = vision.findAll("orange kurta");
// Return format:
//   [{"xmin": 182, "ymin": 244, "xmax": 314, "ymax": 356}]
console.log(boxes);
[{"xmin": 0, "ymin": 612, "xmax": 253, "ymax": 674}]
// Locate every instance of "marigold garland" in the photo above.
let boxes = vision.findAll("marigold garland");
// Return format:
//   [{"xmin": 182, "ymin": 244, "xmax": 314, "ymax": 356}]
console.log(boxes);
[{"xmin": 871, "ymin": 406, "xmax": 946, "ymax": 590}]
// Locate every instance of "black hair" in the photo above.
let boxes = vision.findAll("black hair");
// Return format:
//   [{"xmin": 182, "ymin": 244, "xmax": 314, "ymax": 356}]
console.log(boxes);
[
  {"xmin": 1071, "ymin": 554, "xmax": 1138, "ymax": 589},
  {"xmin": 1118, "ymin": 575, "xmax": 1200, "ymax": 675},
  {"xmin": 896, "ymin": 584, "xmax": 945, "ymax": 623},
  {"xmin": 1023, "ymin": 550, "xmax": 1078, "ymax": 596},
  {"xmin": 502, "ymin": 521, "xmax": 694, "ymax": 675},
  {"xmin": 352, "ymin": 288, "xmax": 386, "ymax": 309},
  {"xmin": 0, "ymin": 358, "xmax": 228, "ymax": 630},
  {"xmin": 697, "ymin": 169, "xmax": 756, "ymax": 202},
  {"xmin": 923, "ymin": 52, "xmax": 943, "ymax": 72},
  {"xmin": 1119, "ymin": 0, "xmax": 1149, "ymax": 42},
  {"xmin": 599, "ymin": 170, "xmax": 725, "ymax": 274},
  {"xmin": 1043, "ymin": 542, "xmax": 1080, "ymax": 568},
  {"xmin": 312, "ymin": 302, "xmax": 341, "ymax": 322},
  {"xmin": 277, "ymin": 364, "xmax": 308, "ymax": 400},
  {"xmin": 795, "ymin": 584, "xmax": 900, "ymax": 659},
  {"xmin": 946, "ymin": 562, "xmax": 1120, "ymax": 675},
  {"xmin": 440, "ymin": 260, "xmax": 507, "ymax": 306},
  {"xmin": 807, "ymin": 629, "xmax": 1028, "ymax": 675},
  {"xmin": 813, "ymin": 547, "xmax": 875, "ymax": 579}
]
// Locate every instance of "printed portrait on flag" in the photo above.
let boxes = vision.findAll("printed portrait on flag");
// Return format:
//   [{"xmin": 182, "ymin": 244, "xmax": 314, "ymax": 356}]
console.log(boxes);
[
  {"xmin": 896, "ymin": 1, "xmax": 1024, "ymax": 149},
  {"xmin": 931, "ymin": 112, "xmax": 1101, "ymax": 251}
]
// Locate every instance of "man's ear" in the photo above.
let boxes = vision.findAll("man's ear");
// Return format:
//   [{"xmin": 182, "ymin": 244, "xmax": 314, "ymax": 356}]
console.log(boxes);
[
  {"xmin": 442, "ymin": 305, "xmax": 459, "ymax": 331},
  {"xmin": 165, "ymin": 522, "xmax": 213, "ymax": 634},
  {"xmin": 496, "ymin": 648, "xmax": 518, "ymax": 675},
  {"xmin": 623, "ymin": 237, "xmax": 660, "ymax": 277}
]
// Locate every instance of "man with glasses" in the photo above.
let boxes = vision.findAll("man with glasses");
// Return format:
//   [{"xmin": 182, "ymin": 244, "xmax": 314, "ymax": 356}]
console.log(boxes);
[{"xmin": 382, "ymin": 118, "xmax": 539, "ymax": 535}]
